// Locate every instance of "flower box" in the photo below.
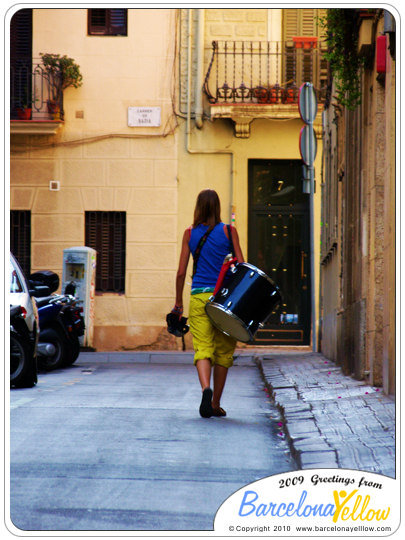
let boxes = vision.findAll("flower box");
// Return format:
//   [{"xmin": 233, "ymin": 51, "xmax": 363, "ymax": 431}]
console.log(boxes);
[{"xmin": 293, "ymin": 36, "xmax": 318, "ymax": 49}]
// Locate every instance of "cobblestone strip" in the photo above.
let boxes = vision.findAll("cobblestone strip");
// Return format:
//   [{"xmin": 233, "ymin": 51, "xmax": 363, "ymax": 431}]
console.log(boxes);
[{"xmin": 256, "ymin": 352, "xmax": 395, "ymax": 478}]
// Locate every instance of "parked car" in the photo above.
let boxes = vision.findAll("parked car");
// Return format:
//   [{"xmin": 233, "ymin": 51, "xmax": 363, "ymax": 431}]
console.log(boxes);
[{"xmin": 9, "ymin": 253, "xmax": 49, "ymax": 387}]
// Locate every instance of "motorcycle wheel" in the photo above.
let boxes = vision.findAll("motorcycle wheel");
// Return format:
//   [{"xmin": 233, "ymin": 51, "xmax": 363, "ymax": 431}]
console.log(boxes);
[
  {"xmin": 63, "ymin": 335, "xmax": 81, "ymax": 366},
  {"xmin": 38, "ymin": 327, "xmax": 67, "ymax": 371},
  {"xmin": 10, "ymin": 332, "xmax": 37, "ymax": 388}
]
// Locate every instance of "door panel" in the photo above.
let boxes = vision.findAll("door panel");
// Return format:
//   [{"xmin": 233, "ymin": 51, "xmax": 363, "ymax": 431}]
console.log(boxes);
[{"xmin": 248, "ymin": 159, "xmax": 311, "ymax": 345}]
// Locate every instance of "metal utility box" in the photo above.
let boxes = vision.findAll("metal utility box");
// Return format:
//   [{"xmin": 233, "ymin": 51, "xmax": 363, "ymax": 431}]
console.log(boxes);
[{"xmin": 62, "ymin": 247, "xmax": 97, "ymax": 347}]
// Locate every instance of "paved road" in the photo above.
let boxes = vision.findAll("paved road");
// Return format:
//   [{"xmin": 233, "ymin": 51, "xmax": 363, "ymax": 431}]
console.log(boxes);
[{"xmin": 10, "ymin": 356, "xmax": 296, "ymax": 532}]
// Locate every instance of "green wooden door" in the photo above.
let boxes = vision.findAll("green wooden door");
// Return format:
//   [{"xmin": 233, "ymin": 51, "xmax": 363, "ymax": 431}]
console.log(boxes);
[{"xmin": 248, "ymin": 159, "xmax": 311, "ymax": 345}]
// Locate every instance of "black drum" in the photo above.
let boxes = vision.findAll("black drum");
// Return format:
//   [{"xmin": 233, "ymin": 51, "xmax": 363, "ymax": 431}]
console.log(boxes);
[{"xmin": 205, "ymin": 262, "xmax": 282, "ymax": 343}]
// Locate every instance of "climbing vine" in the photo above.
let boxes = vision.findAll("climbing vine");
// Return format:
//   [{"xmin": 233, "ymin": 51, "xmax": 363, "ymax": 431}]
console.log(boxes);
[{"xmin": 320, "ymin": 9, "xmax": 365, "ymax": 110}]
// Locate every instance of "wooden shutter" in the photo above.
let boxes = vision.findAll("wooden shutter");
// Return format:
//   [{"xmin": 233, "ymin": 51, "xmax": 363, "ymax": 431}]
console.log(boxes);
[
  {"xmin": 110, "ymin": 9, "xmax": 127, "ymax": 35},
  {"xmin": 10, "ymin": 9, "xmax": 32, "ymax": 114},
  {"xmin": 283, "ymin": 9, "xmax": 299, "ymax": 44},
  {"xmin": 88, "ymin": 9, "xmax": 127, "ymax": 36},
  {"xmin": 10, "ymin": 211, "xmax": 31, "ymax": 276},
  {"xmin": 282, "ymin": 9, "xmax": 327, "ymax": 90},
  {"xmin": 88, "ymin": 9, "xmax": 107, "ymax": 34},
  {"xmin": 301, "ymin": 9, "xmax": 318, "ymax": 36},
  {"xmin": 85, "ymin": 211, "xmax": 126, "ymax": 292},
  {"xmin": 283, "ymin": 8, "xmax": 326, "ymax": 40},
  {"xmin": 10, "ymin": 8, "xmax": 32, "ymax": 59}
]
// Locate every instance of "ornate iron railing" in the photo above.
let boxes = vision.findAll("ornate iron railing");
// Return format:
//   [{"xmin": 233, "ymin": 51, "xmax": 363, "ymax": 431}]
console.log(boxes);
[
  {"xmin": 10, "ymin": 58, "xmax": 64, "ymax": 120},
  {"xmin": 204, "ymin": 40, "xmax": 328, "ymax": 105}
]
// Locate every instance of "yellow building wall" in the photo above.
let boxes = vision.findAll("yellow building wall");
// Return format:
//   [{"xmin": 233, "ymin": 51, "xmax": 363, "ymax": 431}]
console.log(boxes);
[
  {"xmin": 178, "ymin": 118, "xmax": 323, "ymax": 346},
  {"xmin": 10, "ymin": 7, "xmax": 322, "ymax": 350},
  {"xmin": 10, "ymin": 8, "xmax": 180, "ymax": 350},
  {"xmin": 177, "ymin": 7, "xmax": 322, "ymax": 346}
]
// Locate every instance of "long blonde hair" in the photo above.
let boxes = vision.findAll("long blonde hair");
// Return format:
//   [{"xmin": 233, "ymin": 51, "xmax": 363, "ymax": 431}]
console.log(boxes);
[{"xmin": 192, "ymin": 189, "xmax": 221, "ymax": 228}]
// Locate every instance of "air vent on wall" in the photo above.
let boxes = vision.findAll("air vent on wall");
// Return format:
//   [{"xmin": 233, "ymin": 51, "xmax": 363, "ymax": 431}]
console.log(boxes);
[{"xmin": 49, "ymin": 180, "xmax": 60, "ymax": 191}]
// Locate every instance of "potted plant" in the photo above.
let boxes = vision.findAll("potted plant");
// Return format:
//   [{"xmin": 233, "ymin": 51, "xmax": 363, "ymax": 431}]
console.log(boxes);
[
  {"xmin": 253, "ymin": 84, "xmax": 281, "ymax": 104},
  {"xmin": 16, "ymin": 87, "xmax": 32, "ymax": 120},
  {"xmin": 253, "ymin": 86, "xmax": 269, "ymax": 103},
  {"xmin": 16, "ymin": 103, "xmax": 32, "ymax": 120},
  {"xmin": 39, "ymin": 53, "xmax": 83, "ymax": 119}
]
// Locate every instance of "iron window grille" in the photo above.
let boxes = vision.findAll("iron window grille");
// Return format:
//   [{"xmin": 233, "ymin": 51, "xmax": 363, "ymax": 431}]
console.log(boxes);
[
  {"xmin": 85, "ymin": 211, "xmax": 126, "ymax": 293},
  {"xmin": 88, "ymin": 9, "xmax": 127, "ymax": 36},
  {"xmin": 10, "ymin": 210, "xmax": 31, "ymax": 276}
]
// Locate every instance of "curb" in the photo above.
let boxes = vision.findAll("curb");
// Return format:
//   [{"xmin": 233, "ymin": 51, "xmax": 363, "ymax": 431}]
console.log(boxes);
[
  {"xmin": 255, "ymin": 356, "xmax": 306, "ymax": 469},
  {"xmin": 255, "ymin": 354, "xmax": 395, "ymax": 477},
  {"xmin": 77, "ymin": 350, "xmax": 258, "ymax": 366}
]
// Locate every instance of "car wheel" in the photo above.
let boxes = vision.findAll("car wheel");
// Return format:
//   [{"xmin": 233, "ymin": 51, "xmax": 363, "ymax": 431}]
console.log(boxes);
[
  {"xmin": 37, "ymin": 327, "xmax": 67, "ymax": 371},
  {"xmin": 10, "ymin": 332, "xmax": 37, "ymax": 388}
]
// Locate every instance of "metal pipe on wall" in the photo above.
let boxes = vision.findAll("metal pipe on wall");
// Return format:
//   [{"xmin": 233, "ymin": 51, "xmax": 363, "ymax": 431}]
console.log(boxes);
[
  {"xmin": 186, "ymin": 9, "xmax": 235, "ymax": 225},
  {"xmin": 195, "ymin": 9, "xmax": 204, "ymax": 129}
]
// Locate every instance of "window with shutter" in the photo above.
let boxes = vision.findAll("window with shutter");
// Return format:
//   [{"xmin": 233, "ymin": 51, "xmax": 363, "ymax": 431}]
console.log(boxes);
[
  {"xmin": 282, "ymin": 8, "xmax": 327, "ymax": 91},
  {"xmin": 10, "ymin": 210, "xmax": 31, "ymax": 276},
  {"xmin": 85, "ymin": 212, "xmax": 126, "ymax": 293},
  {"xmin": 282, "ymin": 8, "xmax": 325, "ymax": 41},
  {"xmin": 88, "ymin": 9, "xmax": 127, "ymax": 36},
  {"xmin": 10, "ymin": 9, "xmax": 32, "ymax": 116},
  {"xmin": 283, "ymin": 9, "xmax": 299, "ymax": 44}
]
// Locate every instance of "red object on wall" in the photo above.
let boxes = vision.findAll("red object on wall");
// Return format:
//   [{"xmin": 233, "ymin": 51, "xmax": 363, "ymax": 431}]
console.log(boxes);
[
  {"xmin": 376, "ymin": 35, "xmax": 387, "ymax": 73},
  {"xmin": 293, "ymin": 36, "xmax": 318, "ymax": 49}
]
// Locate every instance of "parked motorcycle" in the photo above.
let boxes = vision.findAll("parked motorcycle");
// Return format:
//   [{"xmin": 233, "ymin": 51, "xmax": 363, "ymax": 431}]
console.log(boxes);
[{"xmin": 30, "ymin": 271, "xmax": 85, "ymax": 371}]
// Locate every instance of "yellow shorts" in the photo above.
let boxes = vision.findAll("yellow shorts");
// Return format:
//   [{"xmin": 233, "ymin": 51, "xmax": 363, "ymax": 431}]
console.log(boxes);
[{"xmin": 189, "ymin": 292, "xmax": 236, "ymax": 369}]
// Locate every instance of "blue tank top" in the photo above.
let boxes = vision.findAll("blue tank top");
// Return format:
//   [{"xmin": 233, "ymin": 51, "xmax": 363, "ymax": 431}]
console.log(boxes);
[{"xmin": 189, "ymin": 222, "xmax": 232, "ymax": 290}]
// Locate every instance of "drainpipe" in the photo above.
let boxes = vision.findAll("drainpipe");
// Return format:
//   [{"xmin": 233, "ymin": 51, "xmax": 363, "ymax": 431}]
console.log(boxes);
[
  {"xmin": 186, "ymin": 9, "xmax": 235, "ymax": 224},
  {"xmin": 195, "ymin": 9, "xmax": 205, "ymax": 129}
]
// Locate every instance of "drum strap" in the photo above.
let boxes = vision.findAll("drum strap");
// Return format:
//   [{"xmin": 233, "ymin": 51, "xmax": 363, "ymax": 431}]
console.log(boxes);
[
  {"xmin": 212, "ymin": 256, "xmax": 237, "ymax": 296},
  {"xmin": 192, "ymin": 226, "xmax": 214, "ymax": 278},
  {"xmin": 227, "ymin": 224, "xmax": 235, "ymax": 257}
]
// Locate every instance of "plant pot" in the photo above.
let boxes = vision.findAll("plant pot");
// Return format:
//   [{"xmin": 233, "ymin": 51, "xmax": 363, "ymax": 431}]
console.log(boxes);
[
  {"xmin": 47, "ymin": 100, "xmax": 61, "ymax": 120},
  {"xmin": 16, "ymin": 108, "xmax": 32, "ymax": 120},
  {"xmin": 253, "ymin": 87, "xmax": 268, "ymax": 103},
  {"xmin": 283, "ymin": 88, "xmax": 296, "ymax": 104},
  {"xmin": 269, "ymin": 86, "xmax": 280, "ymax": 104},
  {"xmin": 254, "ymin": 86, "xmax": 280, "ymax": 104}
]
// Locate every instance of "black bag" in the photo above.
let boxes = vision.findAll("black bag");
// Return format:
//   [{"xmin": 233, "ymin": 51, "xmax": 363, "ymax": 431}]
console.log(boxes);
[{"xmin": 166, "ymin": 313, "xmax": 189, "ymax": 337}]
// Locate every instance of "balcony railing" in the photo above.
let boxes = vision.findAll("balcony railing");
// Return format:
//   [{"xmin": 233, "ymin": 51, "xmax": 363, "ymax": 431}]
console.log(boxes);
[
  {"xmin": 204, "ymin": 39, "xmax": 328, "ymax": 105},
  {"xmin": 10, "ymin": 58, "xmax": 64, "ymax": 121}
]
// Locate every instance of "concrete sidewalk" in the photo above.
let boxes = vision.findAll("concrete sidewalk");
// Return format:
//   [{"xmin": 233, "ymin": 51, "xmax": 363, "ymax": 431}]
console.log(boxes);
[
  {"xmin": 78, "ymin": 349, "xmax": 396, "ymax": 479},
  {"xmin": 256, "ymin": 351, "xmax": 396, "ymax": 478}
]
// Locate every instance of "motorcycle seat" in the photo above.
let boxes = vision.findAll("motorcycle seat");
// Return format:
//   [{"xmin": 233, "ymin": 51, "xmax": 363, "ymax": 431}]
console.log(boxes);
[{"xmin": 35, "ymin": 296, "xmax": 57, "ymax": 308}]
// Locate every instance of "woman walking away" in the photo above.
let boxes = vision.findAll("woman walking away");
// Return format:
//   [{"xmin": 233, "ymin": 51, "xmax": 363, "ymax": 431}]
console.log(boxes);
[{"xmin": 171, "ymin": 189, "xmax": 244, "ymax": 418}]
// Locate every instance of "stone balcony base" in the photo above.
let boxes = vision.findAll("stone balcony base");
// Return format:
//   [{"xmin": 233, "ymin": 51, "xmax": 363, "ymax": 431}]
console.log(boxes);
[
  {"xmin": 10, "ymin": 120, "xmax": 63, "ymax": 135},
  {"xmin": 209, "ymin": 103, "xmax": 323, "ymax": 138}
]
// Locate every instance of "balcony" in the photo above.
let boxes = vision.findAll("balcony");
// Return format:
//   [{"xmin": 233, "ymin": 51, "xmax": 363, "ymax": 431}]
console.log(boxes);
[
  {"xmin": 10, "ymin": 58, "xmax": 64, "ymax": 134},
  {"xmin": 203, "ymin": 39, "xmax": 328, "ymax": 137}
]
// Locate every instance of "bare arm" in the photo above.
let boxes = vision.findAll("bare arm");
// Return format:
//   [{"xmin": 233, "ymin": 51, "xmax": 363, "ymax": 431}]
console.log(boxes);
[
  {"xmin": 174, "ymin": 228, "xmax": 191, "ymax": 311},
  {"xmin": 230, "ymin": 226, "xmax": 245, "ymax": 263}
]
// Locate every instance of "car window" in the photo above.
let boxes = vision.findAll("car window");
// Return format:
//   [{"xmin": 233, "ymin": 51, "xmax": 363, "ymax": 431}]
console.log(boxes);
[{"xmin": 10, "ymin": 262, "xmax": 24, "ymax": 293}]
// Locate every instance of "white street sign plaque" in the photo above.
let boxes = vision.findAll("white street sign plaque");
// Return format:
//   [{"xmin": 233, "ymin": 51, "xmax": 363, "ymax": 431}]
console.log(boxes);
[{"xmin": 128, "ymin": 107, "xmax": 161, "ymax": 127}]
